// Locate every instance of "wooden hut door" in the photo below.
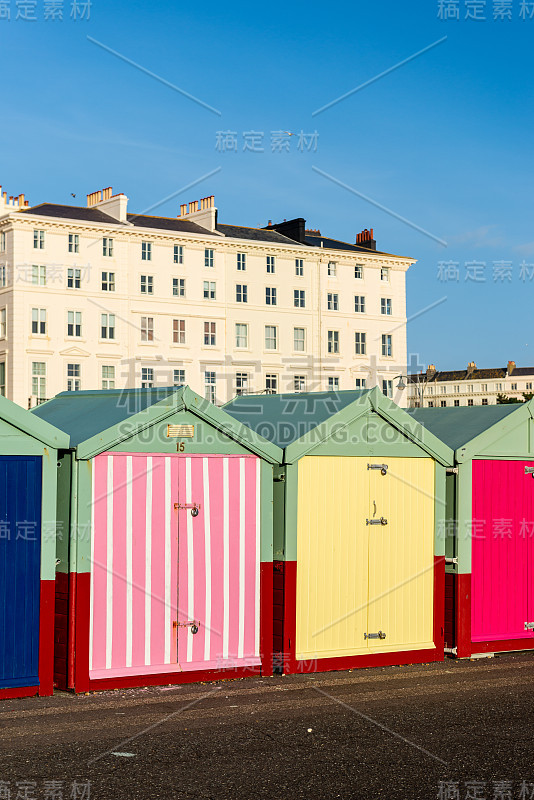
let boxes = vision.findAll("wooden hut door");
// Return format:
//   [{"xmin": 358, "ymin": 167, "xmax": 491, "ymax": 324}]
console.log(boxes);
[
  {"xmin": 176, "ymin": 455, "xmax": 261, "ymax": 672},
  {"xmin": 0, "ymin": 456, "xmax": 42, "ymax": 689},
  {"xmin": 366, "ymin": 458, "xmax": 435, "ymax": 652},
  {"xmin": 471, "ymin": 460, "xmax": 534, "ymax": 642}
]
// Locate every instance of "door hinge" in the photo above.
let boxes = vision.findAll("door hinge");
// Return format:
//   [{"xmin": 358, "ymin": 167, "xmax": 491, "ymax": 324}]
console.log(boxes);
[
  {"xmin": 366, "ymin": 517, "xmax": 388, "ymax": 526},
  {"xmin": 446, "ymin": 467, "xmax": 459, "ymax": 474},
  {"xmin": 174, "ymin": 502, "xmax": 201, "ymax": 517},
  {"xmin": 524, "ymin": 622, "xmax": 534, "ymax": 631},
  {"xmin": 445, "ymin": 557, "xmax": 458, "ymax": 564},
  {"xmin": 368, "ymin": 463, "xmax": 388, "ymax": 475},
  {"xmin": 174, "ymin": 620, "xmax": 200, "ymax": 634},
  {"xmin": 364, "ymin": 631, "xmax": 386, "ymax": 640}
]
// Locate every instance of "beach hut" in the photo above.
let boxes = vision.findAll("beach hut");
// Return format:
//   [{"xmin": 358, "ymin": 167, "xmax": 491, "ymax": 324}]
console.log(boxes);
[
  {"xmin": 224, "ymin": 387, "xmax": 454, "ymax": 674},
  {"xmin": 409, "ymin": 402, "xmax": 534, "ymax": 658},
  {"xmin": 0, "ymin": 396, "xmax": 69, "ymax": 698},
  {"xmin": 32, "ymin": 386, "xmax": 282, "ymax": 692}
]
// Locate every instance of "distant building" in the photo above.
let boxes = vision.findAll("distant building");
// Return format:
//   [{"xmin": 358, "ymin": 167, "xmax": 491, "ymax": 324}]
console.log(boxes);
[
  {"xmin": 407, "ymin": 361, "xmax": 534, "ymax": 407},
  {"xmin": 0, "ymin": 184, "xmax": 414, "ymax": 408}
]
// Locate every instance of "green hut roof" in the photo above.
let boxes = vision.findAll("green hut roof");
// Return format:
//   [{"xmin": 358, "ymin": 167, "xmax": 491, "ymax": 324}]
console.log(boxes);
[
  {"xmin": 407, "ymin": 405, "xmax": 521, "ymax": 451},
  {"xmin": 224, "ymin": 390, "xmax": 370, "ymax": 448},
  {"xmin": 32, "ymin": 388, "xmax": 178, "ymax": 447}
]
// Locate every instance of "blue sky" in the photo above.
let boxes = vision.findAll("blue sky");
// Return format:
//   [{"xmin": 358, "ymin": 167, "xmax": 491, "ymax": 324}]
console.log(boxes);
[{"xmin": 2, "ymin": 0, "xmax": 532, "ymax": 371}]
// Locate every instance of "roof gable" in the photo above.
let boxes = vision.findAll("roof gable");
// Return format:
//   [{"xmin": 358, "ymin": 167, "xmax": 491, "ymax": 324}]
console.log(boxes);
[{"xmin": 1, "ymin": 394, "xmax": 69, "ymax": 449}]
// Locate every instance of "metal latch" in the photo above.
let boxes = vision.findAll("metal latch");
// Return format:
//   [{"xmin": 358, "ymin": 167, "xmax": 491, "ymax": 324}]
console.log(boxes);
[
  {"xmin": 525, "ymin": 466, "xmax": 534, "ymax": 478},
  {"xmin": 368, "ymin": 463, "xmax": 388, "ymax": 475},
  {"xmin": 364, "ymin": 631, "xmax": 386, "ymax": 640},
  {"xmin": 446, "ymin": 467, "xmax": 459, "ymax": 474},
  {"xmin": 366, "ymin": 517, "xmax": 388, "ymax": 526},
  {"xmin": 174, "ymin": 502, "xmax": 201, "ymax": 517},
  {"xmin": 174, "ymin": 620, "xmax": 200, "ymax": 634},
  {"xmin": 525, "ymin": 622, "xmax": 534, "ymax": 631}
]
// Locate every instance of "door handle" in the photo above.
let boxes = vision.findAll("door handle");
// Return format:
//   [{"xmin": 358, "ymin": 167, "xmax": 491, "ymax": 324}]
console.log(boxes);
[{"xmin": 366, "ymin": 517, "xmax": 388, "ymax": 526}]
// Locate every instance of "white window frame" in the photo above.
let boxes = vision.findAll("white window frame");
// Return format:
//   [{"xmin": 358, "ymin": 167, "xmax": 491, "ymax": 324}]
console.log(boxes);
[
  {"xmin": 381, "ymin": 334, "xmax": 393, "ymax": 357},
  {"xmin": 327, "ymin": 293, "xmax": 339, "ymax": 311},
  {"xmin": 173, "ymin": 318, "xmax": 186, "ymax": 344},
  {"xmin": 295, "ymin": 259, "xmax": 304, "ymax": 277},
  {"xmin": 266, "ymin": 255, "xmax": 275, "ymax": 274},
  {"xmin": 67, "ymin": 310, "xmax": 82, "ymax": 338},
  {"xmin": 204, "ymin": 248, "xmax": 214, "ymax": 268},
  {"xmin": 141, "ymin": 367, "xmax": 154, "ymax": 388},
  {"xmin": 100, "ymin": 313, "xmax": 115, "ymax": 340},
  {"xmin": 265, "ymin": 325, "xmax": 278, "ymax": 351},
  {"xmin": 67, "ymin": 268, "xmax": 81, "ymax": 289},
  {"xmin": 327, "ymin": 330, "xmax": 340, "ymax": 354},
  {"xmin": 327, "ymin": 261, "xmax": 337, "ymax": 276},
  {"xmin": 141, "ymin": 241, "xmax": 152, "ymax": 261},
  {"xmin": 31, "ymin": 308, "xmax": 46, "ymax": 335},
  {"xmin": 294, "ymin": 289, "xmax": 305, "ymax": 308},
  {"xmin": 354, "ymin": 295, "xmax": 365, "ymax": 313},
  {"xmin": 355, "ymin": 332, "xmax": 367, "ymax": 355},
  {"xmin": 67, "ymin": 363, "xmax": 81, "ymax": 392},
  {"xmin": 265, "ymin": 287, "xmax": 277, "ymax": 306},
  {"xmin": 235, "ymin": 323, "xmax": 248, "ymax": 349},
  {"xmin": 173, "ymin": 277, "xmax": 186, "ymax": 297},
  {"xmin": 381, "ymin": 298, "xmax": 392, "ymax": 315},
  {"xmin": 236, "ymin": 284, "xmax": 248, "ymax": 303},
  {"xmin": 101, "ymin": 271, "xmax": 115, "ymax": 292},
  {"xmin": 203, "ymin": 280, "xmax": 216, "ymax": 300},
  {"xmin": 101, "ymin": 365, "xmax": 115, "ymax": 390},
  {"xmin": 174, "ymin": 244, "xmax": 184, "ymax": 264},
  {"xmin": 141, "ymin": 316, "xmax": 154, "ymax": 342},
  {"xmin": 140, "ymin": 275, "xmax": 154, "ymax": 294},
  {"xmin": 237, "ymin": 253, "xmax": 246, "ymax": 271},
  {"xmin": 68, "ymin": 233, "xmax": 79, "ymax": 254},
  {"xmin": 204, "ymin": 321, "xmax": 216, "ymax": 346},
  {"xmin": 293, "ymin": 327, "xmax": 306, "ymax": 352},
  {"xmin": 103, "ymin": 237, "xmax": 114, "ymax": 257}
]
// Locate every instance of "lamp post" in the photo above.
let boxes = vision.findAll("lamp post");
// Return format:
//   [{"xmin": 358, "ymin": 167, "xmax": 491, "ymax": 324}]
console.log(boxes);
[{"xmin": 394, "ymin": 373, "xmax": 429, "ymax": 408}]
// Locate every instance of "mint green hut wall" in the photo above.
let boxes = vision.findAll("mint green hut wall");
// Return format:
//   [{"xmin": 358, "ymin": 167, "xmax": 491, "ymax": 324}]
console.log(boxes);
[
  {"xmin": 225, "ymin": 388, "xmax": 454, "ymax": 674},
  {"xmin": 33, "ymin": 386, "xmax": 283, "ymax": 691},
  {"xmin": 0, "ymin": 396, "xmax": 69, "ymax": 698},
  {"xmin": 408, "ymin": 402, "xmax": 534, "ymax": 658}
]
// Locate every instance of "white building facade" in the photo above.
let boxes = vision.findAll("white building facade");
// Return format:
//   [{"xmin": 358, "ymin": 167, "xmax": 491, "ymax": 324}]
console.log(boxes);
[
  {"xmin": 408, "ymin": 361, "xmax": 534, "ymax": 407},
  {"xmin": 0, "ymin": 185, "xmax": 414, "ymax": 408}
]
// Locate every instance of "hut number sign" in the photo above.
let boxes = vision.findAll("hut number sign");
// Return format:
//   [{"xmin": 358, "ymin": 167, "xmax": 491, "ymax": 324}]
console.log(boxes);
[{"xmin": 166, "ymin": 424, "xmax": 195, "ymax": 451}]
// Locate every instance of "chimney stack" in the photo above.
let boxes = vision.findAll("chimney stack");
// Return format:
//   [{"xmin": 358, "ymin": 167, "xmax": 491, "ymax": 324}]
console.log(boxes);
[
  {"xmin": 507, "ymin": 360, "xmax": 516, "ymax": 376},
  {"xmin": 87, "ymin": 186, "xmax": 128, "ymax": 222},
  {"xmin": 356, "ymin": 228, "xmax": 376, "ymax": 250},
  {"xmin": 427, "ymin": 364, "xmax": 437, "ymax": 375},
  {"xmin": 177, "ymin": 195, "xmax": 218, "ymax": 233},
  {"xmin": 467, "ymin": 361, "xmax": 477, "ymax": 376}
]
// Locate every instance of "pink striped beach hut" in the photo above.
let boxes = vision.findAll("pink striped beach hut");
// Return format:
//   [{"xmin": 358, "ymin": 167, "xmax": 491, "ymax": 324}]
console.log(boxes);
[{"xmin": 33, "ymin": 387, "xmax": 282, "ymax": 692}]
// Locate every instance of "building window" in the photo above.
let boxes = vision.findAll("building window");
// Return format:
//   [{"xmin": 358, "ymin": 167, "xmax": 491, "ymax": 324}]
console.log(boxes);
[
  {"xmin": 527, "ymin": 383, "xmax": 533, "ymax": 391},
  {"xmin": 468, "ymin": 399, "xmax": 474, "ymax": 406},
  {"xmin": 327, "ymin": 293, "xmax": 339, "ymax": 311},
  {"xmin": 295, "ymin": 259, "xmax": 303, "ymax": 276},
  {"xmin": 67, "ymin": 311, "xmax": 82, "ymax": 337},
  {"xmin": 0, "ymin": 232, "xmax": 5, "ymax": 252},
  {"xmin": 266, "ymin": 287, "xmax": 277, "ymax": 305},
  {"xmin": 173, "ymin": 277, "xmax": 185, "ymax": 297},
  {"xmin": 381, "ymin": 298, "xmax": 392, "ymax": 315},
  {"xmin": 141, "ymin": 367, "xmax": 153, "ymax": 388},
  {"xmin": 355, "ymin": 332, "xmax": 367, "ymax": 355},
  {"xmin": 327, "ymin": 330, "xmax": 339, "ymax": 354},
  {"xmin": 495, "ymin": 383, "xmax": 503, "ymax": 391},
  {"xmin": 203, "ymin": 281, "xmax": 216, "ymax": 300},
  {"xmin": 141, "ymin": 242, "xmax": 152, "ymax": 261},
  {"xmin": 0, "ymin": 308, "xmax": 5, "ymax": 339},
  {"xmin": 204, "ymin": 321, "xmax": 216, "ymax": 346},
  {"xmin": 467, "ymin": 385, "xmax": 473, "ymax": 394},
  {"xmin": 0, "ymin": 265, "xmax": 7, "ymax": 287},
  {"xmin": 102, "ymin": 365, "xmax": 115, "ymax": 390},
  {"xmin": 294, "ymin": 375, "xmax": 306, "ymax": 392},
  {"xmin": 381, "ymin": 267, "xmax": 390, "ymax": 281},
  {"xmin": 32, "ymin": 265, "xmax": 46, "ymax": 286},
  {"xmin": 103, "ymin": 237, "xmax": 114, "ymax": 257},
  {"xmin": 205, "ymin": 371, "xmax": 216, "ymax": 403},
  {"xmin": 67, "ymin": 363, "xmax": 81, "ymax": 392},
  {"xmin": 173, "ymin": 318, "xmax": 186, "ymax": 344},
  {"xmin": 101, "ymin": 313, "xmax": 115, "ymax": 339},
  {"xmin": 236, "ymin": 284, "xmax": 248, "ymax": 303},
  {"xmin": 454, "ymin": 385, "xmax": 460, "ymax": 394},
  {"xmin": 294, "ymin": 289, "xmax": 305, "ymax": 308},
  {"xmin": 205, "ymin": 248, "xmax": 214, "ymax": 268},
  {"xmin": 381, "ymin": 334, "xmax": 392, "ymax": 357},
  {"xmin": 68, "ymin": 233, "xmax": 79, "ymax": 254},
  {"xmin": 382, "ymin": 380, "xmax": 393, "ymax": 398},
  {"xmin": 440, "ymin": 386, "xmax": 447, "ymax": 394},
  {"xmin": 141, "ymin": 316, "xmax": 154, "ymax": 342},
  {"xmin": 294, "ymin": 327, "xmax": 305, "ymax": 352},
  {"xmin": 511, "ymin": 382, "xmax": 518, "ymax": 391},
  {"xmin": 355, "ymin": 378, "xmax": 367, "ymax": 389},
  {"xmin": 328, "ymin": 377, "xmax": 340, "ymax": 391},
  {"xmin": 482, "ymin": 398, "xmax": 488, "ymax": 405},
  {"xmin": 102, "ymin": 271, "xmax": 115, "ymax": 291},
  {"xmin": 235, "ymin": 323, "xmax": 248, "ymax": 348},
  {"xmin": 174, "ymin": 369, "xmax": 185, "ymax": 385},
  {"xmin": 235, "ymin": 372, "xmax": 249, "ymax": 395},
  {"xmin": 266, "ymin": 374, "xmax": 278, "ymax": 394},
  {"xmin": 0, "ymin": 362, "xmax": 5, "ymax": 396},
  {"xmin": 354, "ymin": 295, "xmax": 365, "ymax": 313},
  {"xmin": 33, "ymin": 230, "xmax": 45, "ymax": 250},
  {"xmin": 481, "ymin": 383, "xmax": 488, "ymax": 391},
  {"xmin": 328, "ymin": 261, "xmax": 337, "ymax": 276},
  {"xmin": 354, "ymin": 264, "xmax": 363, "ymax": 279},
  {"xmin": 237, "ymin": 253, "xmax": 246, "ymax": 271},
  {"xmin": 265, "ymin": 325, "xmax": 277, "ymax": 350},
  {"xmin": 441, "ymin": 400, "xmax": 447, "ymax": 407},
  {"xmin": 67, "ymin": 268, "xmax": 81, "ymax": 289},
  {"xmin": 140, "ymin": 275, "xmax": 153, "ymax": 294},
  {"xmin": 454, "ymin": 399, "xmax": 460, "ymax": 407},
  {"xmin": 174, "ymin": 245, "xmax": 184, "ymax": 264},
  {"xmin": 31, "ymin": 362, "xmax": 46, "ymax": 401},
  {"xmin": 266, "ymin": 256, "xmax": 275, "ymax": 274},
  {"xmin": 31, "ymin": 308, "xmax": 46, "ymax": 335}
]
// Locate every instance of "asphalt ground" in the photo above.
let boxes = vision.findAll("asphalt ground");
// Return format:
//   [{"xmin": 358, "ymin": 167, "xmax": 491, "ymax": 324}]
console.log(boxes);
[{"xmin": 2, "ymin": 652, "xmax": 534, "ymax": 799}]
